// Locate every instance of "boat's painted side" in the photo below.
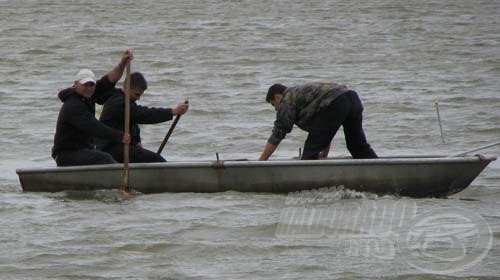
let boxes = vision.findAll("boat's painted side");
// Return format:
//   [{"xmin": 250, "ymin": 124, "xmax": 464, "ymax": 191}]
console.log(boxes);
[{"xmin": 16, "ymin": 155, "xmax": 496, "ymax": 197}]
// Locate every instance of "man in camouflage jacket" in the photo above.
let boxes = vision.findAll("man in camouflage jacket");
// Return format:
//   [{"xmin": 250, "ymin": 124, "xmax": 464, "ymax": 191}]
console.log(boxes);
[{"xmin": 259, "ymin": 83, "xmax": 377, "ymax": 160}]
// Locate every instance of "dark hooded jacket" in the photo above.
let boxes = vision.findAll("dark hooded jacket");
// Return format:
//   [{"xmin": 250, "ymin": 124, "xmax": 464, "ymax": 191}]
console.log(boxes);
[
  {"xmin": 97, "ymin": 89, "xmax": 173, "ymax": 150},
  {"xmin": 51, "ymin": 75, "xmax": 123, "ymax": 158}
]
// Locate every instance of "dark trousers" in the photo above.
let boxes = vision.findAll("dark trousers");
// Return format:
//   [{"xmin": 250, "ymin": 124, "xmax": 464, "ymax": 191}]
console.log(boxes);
[
  {"xmin": 55, "ymin": 149, "xmax": 117, "ymax": 166},
  {"xmin": 302, "ymin": 91, "xmax": 378, "ymax": 160},
  {"xmin": 103, "ymin": 144, "xmax": 166, "ymax": 163}
]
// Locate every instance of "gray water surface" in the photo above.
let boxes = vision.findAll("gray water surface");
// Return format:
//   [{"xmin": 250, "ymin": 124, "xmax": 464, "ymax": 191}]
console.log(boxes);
[{"xmin": 1, "ymin": 1, "xmax": 499, "ymax": 279}]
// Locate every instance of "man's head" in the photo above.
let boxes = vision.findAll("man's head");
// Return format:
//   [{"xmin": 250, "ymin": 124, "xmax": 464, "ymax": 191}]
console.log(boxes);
[
  {"xmin": 74, "ymin": 69, "xmax": 96, "ymax": 98},
  {"xmin": 266, "ymin": 83, "xmax": 287, "ymax": 111},
  {"xmin": 127, "ymin": 72, "xmax": 148, "ymax": 101}
]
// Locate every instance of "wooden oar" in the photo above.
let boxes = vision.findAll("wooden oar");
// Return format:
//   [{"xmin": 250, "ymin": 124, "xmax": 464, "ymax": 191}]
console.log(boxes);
[
  {"xmin": 123, "ymin": 61, "xmax": 131, "ymax": 190},
  {"xmin": 157, "ymin": 100, "xmax": 188, "ymax": 155}
]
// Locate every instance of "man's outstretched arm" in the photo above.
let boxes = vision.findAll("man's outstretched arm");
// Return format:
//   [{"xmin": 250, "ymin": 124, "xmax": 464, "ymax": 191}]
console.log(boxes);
[
  {"xmin": 259, "ymin": 142, "xmax": 278, "ymax": 161},
  {"xmin": 106, "ymin": 49, "xmax": 134, "ymax": 84}
]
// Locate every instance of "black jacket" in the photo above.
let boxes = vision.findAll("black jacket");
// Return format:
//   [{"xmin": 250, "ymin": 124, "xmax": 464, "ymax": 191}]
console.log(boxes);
[
  {"xmin": 51, "ymin": 75, "xmax": 123, "ymax": 158},
  {"xmin": 97, "ymin": 89, "xmax": 173, "ymax": 149}
]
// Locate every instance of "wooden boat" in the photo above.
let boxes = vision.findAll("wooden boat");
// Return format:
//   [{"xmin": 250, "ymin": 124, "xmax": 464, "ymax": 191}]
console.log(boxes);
[{"xmin": 16, "ymin": 154, "xmax": 496, "ymax": 198}]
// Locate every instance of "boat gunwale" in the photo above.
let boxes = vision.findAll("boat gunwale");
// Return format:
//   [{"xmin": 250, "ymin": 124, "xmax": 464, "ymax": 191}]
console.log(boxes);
[{"xmin": 15, "ymin": 154, "xmax": 497, "ymax": 174}]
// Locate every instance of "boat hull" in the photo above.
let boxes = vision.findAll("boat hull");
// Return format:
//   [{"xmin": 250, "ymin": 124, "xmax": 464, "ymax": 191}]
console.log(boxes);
[
  {"xmin": 16, "ymin": 155, "xmax": 496, "ymax": 198},
  {"xmin": 16, "ymin": 156, "xmax": 496, "ymax": 197}
]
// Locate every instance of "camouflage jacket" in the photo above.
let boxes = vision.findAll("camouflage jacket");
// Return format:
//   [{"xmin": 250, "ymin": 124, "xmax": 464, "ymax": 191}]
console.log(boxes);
[{"xmin": 268, "ymin": 82, "xmax": 350, "ymax": 145}]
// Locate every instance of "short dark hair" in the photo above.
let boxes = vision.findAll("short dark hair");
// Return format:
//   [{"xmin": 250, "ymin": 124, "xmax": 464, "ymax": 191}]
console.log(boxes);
[
  {"xmin": 130, "ymin": 72, "xmax": 147, "ymax": 90},
  {"xmin": 266, "ymin": 83, "xmax": 287, "ymax": 103}
]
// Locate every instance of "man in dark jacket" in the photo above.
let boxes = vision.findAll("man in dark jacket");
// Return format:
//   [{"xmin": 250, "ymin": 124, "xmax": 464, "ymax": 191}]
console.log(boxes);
[
  {"xmin": 52, "ymin": 50, "xmax": 133, "ymax": 166},
  {"xmin": 98, "ymin": 72, "xmax": 189, "ymax": 163},
  {"xmin": 259, "ymin": 83, "xmax": 377, "ymax": 160}
]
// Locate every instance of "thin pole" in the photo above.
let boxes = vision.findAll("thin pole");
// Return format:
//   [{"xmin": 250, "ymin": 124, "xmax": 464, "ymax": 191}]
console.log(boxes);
[
  {"xmin": 124, "ymin": 62, "xmax": 131, "ymax": 189},
  {"xmin": 435, "ymin": 100, "xmax": 445, "ymax": 143},
  {"xmin": 157, "ymin": 100, "xmax": 188, "ymax": 155},
  {"xmin": 448, "ymin": 141, "xmax": 500, "ymax": 157}
]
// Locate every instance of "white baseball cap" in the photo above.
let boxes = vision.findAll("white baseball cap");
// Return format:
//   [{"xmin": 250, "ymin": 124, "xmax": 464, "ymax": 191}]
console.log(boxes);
[{"xmin": 76, "ymin": 69, "xmax": 96, "ymax": 84}]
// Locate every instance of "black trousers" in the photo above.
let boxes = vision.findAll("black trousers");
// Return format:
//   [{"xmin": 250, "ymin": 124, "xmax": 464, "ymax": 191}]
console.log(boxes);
[
  {"xmin": 302, "ymin": 91, "xmax": 378, "ymax": 160},
  {"xmin": 103, "ymin": 144, "xmax": 166, "ymax": 163},
  {"xmin": 55, "ymin": 149, "xmax": 117, "ymax": 166}
]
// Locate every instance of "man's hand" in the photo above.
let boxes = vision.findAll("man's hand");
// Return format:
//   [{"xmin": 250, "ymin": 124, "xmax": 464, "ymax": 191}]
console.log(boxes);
[
  {"xmin": 108, "ymin": 50, "xmax": 134, "ymax": 84},
  {"xmin": 319, "ymin": 144, "xmax": 331, "ymax": 159},
  {"xmin": 120, "ymin": 49, "xmax": 134, "ymax": 67},
  {"xmin": 172, "ymin": 102, "xmax": 189, "ymax": 116},
  {"xmin": 122, "ymin": 133, "xmax": 131, "ymax": 144}
]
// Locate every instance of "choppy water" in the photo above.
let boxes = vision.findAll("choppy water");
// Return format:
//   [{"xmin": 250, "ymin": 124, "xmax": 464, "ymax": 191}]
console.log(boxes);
[{"xmin": 1, "ymin": 0, "xmax": 499, "ymax": 279}]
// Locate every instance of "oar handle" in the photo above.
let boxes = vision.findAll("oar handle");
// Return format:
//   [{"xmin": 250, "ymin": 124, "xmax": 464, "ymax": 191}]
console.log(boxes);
[{"xmin": 157, "ymin": 100, "xmax": 188, "ymax": 155}]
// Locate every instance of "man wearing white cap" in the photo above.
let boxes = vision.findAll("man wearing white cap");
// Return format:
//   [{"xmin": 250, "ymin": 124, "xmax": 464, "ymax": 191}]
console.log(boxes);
[{"xmin": 51, "ymin": 50, "xmax": 133, "ymax": 166}]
